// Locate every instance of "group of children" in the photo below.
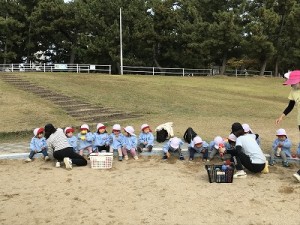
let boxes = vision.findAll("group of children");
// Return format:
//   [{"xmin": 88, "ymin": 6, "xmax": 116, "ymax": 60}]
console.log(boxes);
[{"xmin": 26, "ymin": 123, "xmax": 154, "ymax": 162}]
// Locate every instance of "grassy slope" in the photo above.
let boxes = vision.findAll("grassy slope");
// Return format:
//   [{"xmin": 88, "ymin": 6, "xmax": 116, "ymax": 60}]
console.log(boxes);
[{"xmin": 0, "ymin": 72, "xmax": 298, "ymax": 152}]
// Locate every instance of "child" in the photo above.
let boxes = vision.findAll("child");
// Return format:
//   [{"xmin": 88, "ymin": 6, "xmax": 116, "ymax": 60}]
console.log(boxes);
[
  {"xmin": 64, "ymin": 127, "xmax": 77, "ymax": 152},
  {"xmin": 77, "ymin": 124, "xmax": 93, "ymax": 156},
  {"xmin": 269, "ymin": 128, "xmax": 292, "ymax": 167},
  {"xmin": 162, "ymin": 137, "xmax": 184, "ymax": 160},
  {"xmin": 208, "ymin": 136, "xmax": 226, "ymax": 161},
  {"xmin": 293, "ymin": 170, "xmax": 300, "ymax": 182},
  {"xmin": 93, "ymin": 123, "xmax": 110, "ymax": 153},
  {"xmin": 137, "ymin": 124, "xmax": 154, "ymax": 152},
  {"xmin": 109, "ymin": 124, "xmax": 124, "ymax": 161},
  {"xmin": 242, "ymin": 123, "xmax": 261, "ymax": 146},
  {"xmin": 225, "ymin": 133, "xmax": 236, "ymax": 151},
  {"xmin": 122, "ymin": 126, "xmax": 138, "ymax": 160},
  {"xmin": 26, "ymin": 128, "xmax": 49, "ymax": 162},
  {"xmin": 188, "ymin": 136, "xmax": 209, "ymax": 161}
]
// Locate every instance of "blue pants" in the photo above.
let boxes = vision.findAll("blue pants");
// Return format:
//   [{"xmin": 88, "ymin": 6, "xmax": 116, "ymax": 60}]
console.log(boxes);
[
  {"xmin": 188, "ymin": 147, "xmax": 208, "ymax": 159},
  {"xmin": 29, "ymin": 149, "xmax": 48, "ymax": 159}
]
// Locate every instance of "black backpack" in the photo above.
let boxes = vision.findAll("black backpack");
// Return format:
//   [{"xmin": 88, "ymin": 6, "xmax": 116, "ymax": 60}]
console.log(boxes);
[
  {"xmin": 156, "ymin": 129, "xmax": 168, "ymax": 143},
  {"xmin": 183, "ymin": 127, "xmax": 197, "ymax": 143}
]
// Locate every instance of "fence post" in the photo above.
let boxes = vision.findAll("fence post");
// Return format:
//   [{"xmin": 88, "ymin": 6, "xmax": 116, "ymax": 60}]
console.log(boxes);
[
  {"xmin": 44, "ymin": 63, "xmax": 45, "ymax": 72},
  {"xmin": 153, "ymin": 67, "xmax": 155, "ymax": 75},
  {"xmin": 11, "ymin": 64, "xmax": 13, "ymax": 72},
  {"xmin": 183, "ymin": 68, "xmax": 185, "ymax": 76},
  {"xmin": 77, "ymin": 64, "xmax": 79, "ymax": 73},
  {"xmin": 235, "ymin": 69, "xmax": 237, "ymax": 78}
]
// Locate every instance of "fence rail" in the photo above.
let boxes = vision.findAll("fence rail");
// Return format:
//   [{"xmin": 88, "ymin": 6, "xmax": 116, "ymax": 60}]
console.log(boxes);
[{"xmin": 0, "ymin": 63, "xmax": 111, "ymax": 74}]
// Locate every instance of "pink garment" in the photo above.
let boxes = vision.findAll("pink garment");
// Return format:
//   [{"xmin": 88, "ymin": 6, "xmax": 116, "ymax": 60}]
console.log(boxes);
[{"xmin": 121, "ymin": 147, "xmax": 137, "ymax": 157}]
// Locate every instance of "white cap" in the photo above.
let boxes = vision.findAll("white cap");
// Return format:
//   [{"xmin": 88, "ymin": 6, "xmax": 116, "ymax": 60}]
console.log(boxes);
[
  {"xmin": 276, "ymin": 128, "xmax": 287, "ymax": 136},
  {"xmin": 214, "ymin": 136, "xmax": 223, "ymax": 149},
  {"xmin": 96, "ymin": 123, "xmax": 106, "ymax": 130},
  {"xmin": 112, "ymin": 124, "xmax": 121, "ymax": 131},
  {"xmin": 228, "ymin": 133, "xmax": 237, "ymax": 142},
  {"xmin": 124, "ymin": 126, "xmax": 135, "ymax": 136},
  {"xmin": 170, "ymin": 137, "xmax": 181, "ymax": 149},
  {"xmin": 242, "ymin": 123, "xmax": 252, "ymax": 133},
  {"xmin": 193, "ymin": 136, "xmax": 203, "ymax": 145},
  {"xmin": 141, "ymin": 124, "xmax": 150, "ymax": 131},
  {"xmin": 80, "ymin": 124, "xmax": 89, "ymax": 130},
  {"xmin": 284, "ymin": 72, "xmax": 290, "ymax": 79},
  {"xmin": 33, "ymin": 128, "xmax": 44, "ymax": 136}
]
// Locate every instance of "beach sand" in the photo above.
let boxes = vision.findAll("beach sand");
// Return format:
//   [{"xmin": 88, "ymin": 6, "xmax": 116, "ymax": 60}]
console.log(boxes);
[{"xmin": 0, "ymin": 156, "xmax": 299, "ymax": 225}]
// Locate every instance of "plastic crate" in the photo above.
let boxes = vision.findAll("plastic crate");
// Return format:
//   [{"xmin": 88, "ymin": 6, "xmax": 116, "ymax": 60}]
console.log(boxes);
[
  {"xmin": 205, "ymin": 164, "xmax": 234, "ymax": 183},
  {"xmin": 90, "ymin": 153, "xmax": 113, "ymax": 169}
]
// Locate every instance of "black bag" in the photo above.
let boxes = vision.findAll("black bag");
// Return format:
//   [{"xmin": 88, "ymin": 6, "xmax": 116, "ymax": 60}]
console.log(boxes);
[
  {"xmin": 156, "ymin": 129, "xmax": 168, "ymax": 143},
  {"xmin": 183, "ymin": 127, "xmax": 197, "ymax": 143}
]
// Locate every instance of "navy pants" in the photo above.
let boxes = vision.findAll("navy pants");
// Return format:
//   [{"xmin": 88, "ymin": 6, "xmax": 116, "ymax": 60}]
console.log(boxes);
[{"xmin": 53, "ymin": 147, "xmax": 87, "ymax": 166}]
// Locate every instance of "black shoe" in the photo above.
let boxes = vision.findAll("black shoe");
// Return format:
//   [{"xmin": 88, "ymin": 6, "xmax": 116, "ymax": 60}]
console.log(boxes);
[
  {"xmin": 179, "ymin": 155, "xmax": 185, "ymax": 160},
  {"xmin": 137, "ymin": 147, "xmax": 142, "ymax": 153},
  {"xmin": 162, "ymin": 155, "xmax": 168, "ymax": 160}
]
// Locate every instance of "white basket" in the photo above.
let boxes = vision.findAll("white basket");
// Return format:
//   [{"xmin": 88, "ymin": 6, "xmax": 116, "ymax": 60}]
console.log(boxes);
[{"xmin": 90, "ymin": 153, "xmax": 113, "ymax": 169}]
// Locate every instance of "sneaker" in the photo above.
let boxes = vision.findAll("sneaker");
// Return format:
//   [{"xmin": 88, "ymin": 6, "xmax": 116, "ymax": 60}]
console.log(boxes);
[
  {"xmin": 44, "ymin": 156, "xmax": 50, "ymax": 161},
  {"xmin": 189, "ymin": 157, "xmax": 194, "ymax": 161},
  {"xmin": 162, "ymin": 154, "xmax": 168, "ymax": 160},
  {"xmin": 55, "ymin": 161, "xmax": 61, "ymax": 168},
  {"xmin": 179, "ymin": 155, "xmax": 185, "ymax": 160},
  {"xmin": 269, "ymin": 160, "xmax": 275, "ymax": 166},
  {"xmin": 134, "ymin": 156, "xmax": 139, "ymax": 160},
  {"xmin": 137, "ymin": 147, "xmax": 143, "ymax": 153},
  {"xmin": 124, "ymin": 155, "xmax": 129, "ymax": 160},
  {"xmin": 118, "ymin": 156, "xmax": 123, "ymax": 161},
  {"xmin": 282, "ymin": 161, "xmax": 289, "ymax": 167},
  {"xmin": 293, "ymin": 173, "xmax": 300, "ymax": 182},
  {"xmin": 25, "ymin": 158, "xmax": 32, "ymax": 162},
  {"xmin": 63, "ymin": 157, "xmax": 72, "ymax": 170},
  {"xmin": 233, "ymin": 170, "xmax": 247, "ymax": 179}
]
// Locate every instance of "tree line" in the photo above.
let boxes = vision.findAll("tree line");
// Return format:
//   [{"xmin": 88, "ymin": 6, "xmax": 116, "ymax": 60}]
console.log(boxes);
[{"xmin": 0, "ymin": 0, "xmax": 300, "ymax": 75}]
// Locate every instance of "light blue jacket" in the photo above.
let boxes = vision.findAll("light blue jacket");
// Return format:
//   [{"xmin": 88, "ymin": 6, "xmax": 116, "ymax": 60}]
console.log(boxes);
[
  {"xmin": 138, "ymin": 132, "xmax": 154, "ymax": 147},
  {"xmin": 123, "ymin": 135, "xmax": 137, "ymax": 150},
  {"xmin": 189, "ymin": 140, "xmax": 209, "ymax": 153},
  {"xmin": 67, "ymin": 136, "xmax": 78, "ymax": 152},
  {"xmin": 163, "ymin": 139, "xmax": 184, "ymax": 153},
  {"xmin": 77, "ymin": 132, "xmax": 94, "ymax": 150},
  {"xmin": 109, "ymin": 133, "xmax": 124, "ymax": 149},
  {"xmin": 272, "ymin": 138, "xmax": 292, "ymax": 157},
  {"xmin": 93, "ymin": 132, "xmax": 110, "ymax": 147},
  {"xmin": 30, "ymin": 137, "xmax": 48, "ymax": 152},
  {"xmin": 225, "ymin": 142, "xmax": 235, "ymax": 151}
]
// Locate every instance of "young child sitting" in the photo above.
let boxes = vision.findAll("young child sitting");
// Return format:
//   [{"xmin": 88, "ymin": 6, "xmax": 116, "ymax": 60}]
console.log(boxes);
[
  {"xmin": 162, "ymin": 137, "xmax": 184, "ymax": 160},
  {"xmin": 26, "ymin": 128, "xmax": 49, "ymax": 162},
  {"xmin": 225, "ymin": 134, "xmax": 236, "ymax": 151},
  {"xmin": 77, "ymin": 124, "xmax": 93, "ymax": 156},
  {"xmin": 208, "ymin": 136, "xmax": 226, "ymax": 161},
  {"xmin": 242, "ymin": 123, "xmax": 260, "ymax": 146},
  {"xmin": 137, "ymin": 124, "xmax": 154, "ymax": 152},
  {"xmin": 122, "ymin": 126, "xmax": 138, "ymax": 160},
  {"xmin": 109, "ymin": 124, "xmax": 124, "ymax": 161},
  {"xmin": 188, "ymin": 136, "xmax": 209, "ymax": 161},
  {"xmin": 64, "ymin": 127, "xmax": 77, "ymax": 152},
  {"xmin": 93, "ymin": 123, "xmax": 110, "ymax": 153},
  {"xmin": 269, "ymin": 128, "xmax": 292, "ymax": 167}
]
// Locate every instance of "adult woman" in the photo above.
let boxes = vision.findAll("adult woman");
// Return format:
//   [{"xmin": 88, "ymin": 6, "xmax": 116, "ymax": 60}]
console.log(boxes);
[
  {"xmin": 44, "ymin": 123, "xmax": 87, "ymax": 169},
  {"xmin": 230, "ymin": 122, "xmax": 266, "ymax": 178}
]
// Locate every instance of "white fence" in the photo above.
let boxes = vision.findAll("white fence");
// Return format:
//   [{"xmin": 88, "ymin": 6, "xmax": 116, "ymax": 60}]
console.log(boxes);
[{"xmin": 0, "ymin": 63, "xmax": 111, "ymax": 74}]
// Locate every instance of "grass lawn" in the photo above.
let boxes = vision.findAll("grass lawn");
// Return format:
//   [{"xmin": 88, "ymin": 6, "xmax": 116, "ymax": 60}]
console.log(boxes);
[{"xmin": 0, "ymin": 72, "xmax": 298, "ymax": 153}]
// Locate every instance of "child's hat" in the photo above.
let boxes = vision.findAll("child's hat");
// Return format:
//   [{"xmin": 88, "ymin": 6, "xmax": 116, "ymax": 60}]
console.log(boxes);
[
  {"xmin": 80, "ymin": 124, "xmax": 89, "ymax": 130},
  {"xmin": 276, "ymin": 128, "xmax": 287, "ymax": 136},
  {"xmin": 228, "ymin": 133, "xmax": 237, "ymax": 142},
  {"xmin": 33, "ymin": 127, "xmax": 44, "ymax": 136},
  {"xmin": 193, "ymin": 136, "xmax": 203, "ymax": 144},
  {"xmin": 141, "ymin": 124, "xmax": 151, "ymax": 131},
  {"xmin": 124, "ymin": 126, "xmax": 135, "ymax": 136},
  {"xmin": 283, "ymin": 70, "xmax": 300, "ymax": 85},
  {"xmin": 64, "ymin": 127, "xmax": 74, "ymax": 134},
  {"xmin": 96, "ymin": 123, "xmax": 106, "ymax": 130},
  {"xmin": 170, "ymin": 137, "xmax": 181, "ymax": 149},
  {"xmin": 112, "ymin": 124, "xmax": 121, "ymax": 131},
  {"xmin": 214, "ymin": 136, "xmax": 223, "ymax": 149},
  {"xmin": 284, "ymin": 72, "xmax": 290, "ymax": 79},
  {"xmin": 242, "ymin": 123, "xmax": 253, "ymax": 133}
]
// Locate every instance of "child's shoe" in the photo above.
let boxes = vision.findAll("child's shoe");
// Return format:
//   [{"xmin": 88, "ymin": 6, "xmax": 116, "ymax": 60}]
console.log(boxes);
[
  {"xmin": 293, "ymin": 172, "xmax": 300, "ymax": 182},
  {"xmin": 269, "ymin": 160, "xmax": 275, "ymax": 166},
  {"xmin": 25, "ymin": 158, "xmax": 32, "ymax": 162},
  {"xmin": 233, "ymin": 170, "xmax": 247, "ymax": 179},
  {"xmin": 179, "ymin": 155, "xmax": 185, "ymax": 160},
  {"xmin": 55, "ymin": 161, "xmax": 61, "ymax": 168},
  {"xmin": 282, "ymin": 161, "xmax": 289, "ymax": 167},
  {"xmin": 162, "ymin": 154, "xmax": 168, "ymax": 160},
  {"xmin": 44, "ymin": 156, "xmax": 50, "ymax": 161},
  {"xmin": 137, "ymin": 147, "xmax": 143, "ymax": 153},
  {"xmin": 124, "ymin": 155, "xmax": 129, "ymax": 160},
  {"xmin": 118, "ymin": 156, "xmax": 123, "ymax": 161},
  {"xmin": 134, "ymin": 156, "xmax": 138, "ymax": 160},
  {"xmin": 189, "ymin": 157, "xmax": 194, "ymax": 161},
  {"xmin": 63, "ymin": 157, "xmax": 72, "ymax": 170}
]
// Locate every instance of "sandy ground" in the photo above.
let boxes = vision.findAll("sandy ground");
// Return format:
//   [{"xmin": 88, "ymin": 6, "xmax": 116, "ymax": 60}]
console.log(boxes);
[{"xmin": 0, "ymin": 156, "xmax": 299, "ymax": 225}]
